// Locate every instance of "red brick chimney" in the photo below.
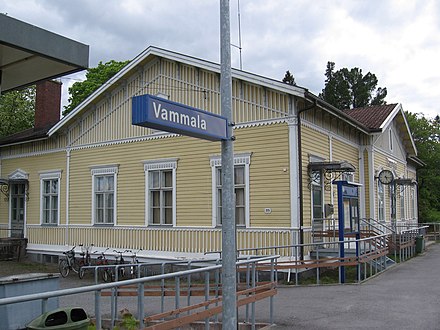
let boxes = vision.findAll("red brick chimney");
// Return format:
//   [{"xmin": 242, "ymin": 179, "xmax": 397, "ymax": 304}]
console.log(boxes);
[{"xmin": 35, "ymin": 80, "xmax": 62, "ymax": 129}]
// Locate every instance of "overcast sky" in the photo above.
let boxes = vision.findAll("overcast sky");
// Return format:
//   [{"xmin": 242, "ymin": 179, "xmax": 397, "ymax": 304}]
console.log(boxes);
[{"xmin": 2, "ymin": 0, "xmax": 439, "ymax": 118}]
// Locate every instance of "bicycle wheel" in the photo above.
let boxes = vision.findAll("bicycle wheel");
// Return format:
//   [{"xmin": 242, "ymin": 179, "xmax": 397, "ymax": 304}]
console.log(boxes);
[
  {"xmin": 101, "ymin": 268, "xmax": 111, "ymax": 282},
  {"xmin": 118, "ymin": 266, "xmax": 125, "ymax": 280},
  {"xmin": 78, "ymin": 267, "xmax": 85, "ymax": 279},
  {"xmin": 59, "ymin": 259, "xmax": 69, "ymax": 277},
  {"xmin": 71, "ymin": 258, "xmax": 81, "ymax": 273}
]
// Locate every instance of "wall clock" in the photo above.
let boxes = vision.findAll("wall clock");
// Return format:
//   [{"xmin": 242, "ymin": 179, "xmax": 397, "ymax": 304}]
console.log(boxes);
[{"xmin": 378, "ymin": 169, "xmax": 394, "ymax": 184}]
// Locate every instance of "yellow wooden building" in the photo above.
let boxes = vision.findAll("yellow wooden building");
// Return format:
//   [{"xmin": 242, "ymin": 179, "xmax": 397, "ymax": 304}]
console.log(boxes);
[{"xmin": 0, "ymin": 47, "xmax": 421, "ymax": 260}]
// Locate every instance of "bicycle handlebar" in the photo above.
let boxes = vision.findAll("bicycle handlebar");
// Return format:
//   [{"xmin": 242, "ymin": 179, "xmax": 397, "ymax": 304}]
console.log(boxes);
[{"xmin": 62, "ymin": 246, "xmax": 76, "ymax": 255}]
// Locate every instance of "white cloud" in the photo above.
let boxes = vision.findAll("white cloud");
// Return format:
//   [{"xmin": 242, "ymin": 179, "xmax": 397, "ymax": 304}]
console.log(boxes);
[{"xmin": 1, "ymin": 0, "xmax": 439, "ymax": 118}]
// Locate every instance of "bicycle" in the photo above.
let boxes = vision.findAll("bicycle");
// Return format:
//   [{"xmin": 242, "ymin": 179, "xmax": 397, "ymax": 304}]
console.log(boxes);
[
  {"xmin": 95, "ymin": 247, "xmax": 112, "ymax": 282},
  {"xmin": 127, "ymin": 249, "xmax": 142, "ymax": 278},
  {"xmin": 112, "ymin": 249, "xmax": 129, "ymax": 280},
  {"xmin": 78, "ymin": 243, "xmax": 94, "ymax": 279},
  {"xmin": 59, "ymin": 246, "xmax": 80, "ymax": 277}
]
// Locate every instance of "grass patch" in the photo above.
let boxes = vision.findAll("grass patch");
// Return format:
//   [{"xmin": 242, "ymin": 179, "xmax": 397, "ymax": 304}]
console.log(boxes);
[
  {"xmin": 285, "ymin": 266, "xmax": 366, "ymax": 285},
  {"xmin": 0, "ymin": 260, "xmax": 58, "ymax": 277}
]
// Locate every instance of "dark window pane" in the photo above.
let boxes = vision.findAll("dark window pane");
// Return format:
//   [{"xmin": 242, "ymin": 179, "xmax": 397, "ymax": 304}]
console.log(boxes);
[
  {"xmin": 164, "ymin": 208, "xmax": 172, "ymax": 224},
  {"xmin": 164, "ymin": 191, "xmax": 172, "ymax": 207},
  {"xmin": 235, "ymin": 188, "xmax": 245, "ymax": 206},
  {"xmin": 163, "ymin": 171, "xmax": 172, "ymax": 188},
  {"xmin": 234, "ymin": 166, "xmax": 244, "ymax": 185},
  {"xmin": 150, "ymin": 171, "xmax": 160, "ymax": 188},
  {"xmin": 236, "ymin": 206, "xmax": 245, "ymax": 225},
  {"xmin": 151, "ymin": 191, "xmax": 160, "ymax": 207},
  {"xmin": 152, "ymin": 208, "xmax": 160, "ymax": 224}
]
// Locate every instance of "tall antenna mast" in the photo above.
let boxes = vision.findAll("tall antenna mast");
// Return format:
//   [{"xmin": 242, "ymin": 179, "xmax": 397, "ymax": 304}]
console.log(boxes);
[{"xmin": 231, "ymin": 0, "xmax": 243, "ymax": 70}]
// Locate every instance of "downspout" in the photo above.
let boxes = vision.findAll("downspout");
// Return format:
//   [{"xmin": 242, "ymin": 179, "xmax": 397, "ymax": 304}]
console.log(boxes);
[
  {"xmin": 65, "ymin": 148, "xmax": 71, "ymax": 245},
  {"xmin": 297, "ymin": 97, "xmax": 317, "ymax": 256}
]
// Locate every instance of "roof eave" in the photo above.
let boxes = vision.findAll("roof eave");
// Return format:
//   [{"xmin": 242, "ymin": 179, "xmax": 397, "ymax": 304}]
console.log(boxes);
[
  {"xmin": 379, "ymin": 103, "xmax": 401, "ymax": 130},
  {"xmin": 304, "ymin": 91, "xmax": 371, "ymax": 134},
  {"xmin": 381, "ymin": 104, "xmax": 418, "ymax": 156},
  {"xmin": 408, "ymin": 155, "xmax": 425, "ymax": 167},
  {"xmin": 0, "ymin": 135, "xmax": 49, "ymax": 148}
]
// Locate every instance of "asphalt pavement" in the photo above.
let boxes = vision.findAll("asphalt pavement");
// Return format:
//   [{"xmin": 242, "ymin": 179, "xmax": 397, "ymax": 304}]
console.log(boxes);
[{"xmin": 58, "ymin": 243, "xmax": 440, "ymax": 329}]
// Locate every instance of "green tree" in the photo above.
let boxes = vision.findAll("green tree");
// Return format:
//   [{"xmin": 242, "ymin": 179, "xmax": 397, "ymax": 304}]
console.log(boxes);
[
  {"xmin": 0, "ymin": 87, "xmax": 35, "ymax": 138},
  {"xmin": 320, "ymin": 61, "xmax": 387, "ymax": 109},
  {"xmin": 63, "ymin": 60, "xmax": 130, "ymax": 116},
  {"xmin": 282, "ymin": 70, "xmax": 295, "ymax": 85},
  {"xmin": 406, "ymin": 112, "xmax": 440, "ymax": 222}
]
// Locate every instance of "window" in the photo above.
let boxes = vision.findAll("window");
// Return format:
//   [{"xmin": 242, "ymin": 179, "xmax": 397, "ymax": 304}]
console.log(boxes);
[
  {"xmin": 389, "ymin": 129, "xmax": 393, "ymax": 151},
  {"xmin": 40, "ymin": 171, "xmax": 61, "ymax": 225},
  {"xmin": 400, "ymin": 185, "xmax": 405, "ymax": 220},
  {"xmin": 91, "ymin": 165, "xmax": 118, "ymax": 225},
  {"xmin": 378, "ymin": 181, "xmax": 385, "ymax": 221},
  {"xmin": 144, "ymin": 159, "xmax": 177, "ymax": 225},
  {"xmin": 389, "ymin": 183, "xmax": 396, "ymax": 221},
  {"xmin": 410, "ymin": 187, "xmax": 416, "ymax": 219},
  {"xmin": 216, "ymin": 166, "xmax": 246, "ymax": 226},
  {"xmin": 311, "ymin": 170, "xmax": 323, "ymax": 220},
  {"xmin": 342, "ymin": 172, "xmax": 354, "ymax": 183},
  {"xmin": 309, "ymin": 156, "xmax": 325, "ymax": 220},
  {"xmin": 210, "ymin": 153, "xmax": 251, "ymax": 227}
]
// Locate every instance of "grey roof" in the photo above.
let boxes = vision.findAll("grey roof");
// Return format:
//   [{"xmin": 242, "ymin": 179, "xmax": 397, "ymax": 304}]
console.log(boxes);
[{"xmin": 0, "ymin": 14, "xmax": 89, "ymax": 93}]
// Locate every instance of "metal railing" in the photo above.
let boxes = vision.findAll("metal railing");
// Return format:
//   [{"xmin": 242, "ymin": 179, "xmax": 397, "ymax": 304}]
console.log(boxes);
[
  {"xmin": 0, "ymin": 255, "xmax": 278, "ymax": 329},
  {"xmin": 206, "ymin": 228, "xmax": 429, "ymax": 286}
]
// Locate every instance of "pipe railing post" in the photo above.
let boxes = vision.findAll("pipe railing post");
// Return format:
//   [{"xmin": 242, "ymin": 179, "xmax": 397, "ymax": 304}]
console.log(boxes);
[
  {"xmin": 95, "ymin": 290, "xmax": 101, "ymax": 330},
  {"xmin": 205, "ymin": 271, "xmax": 210, "ymax": 330},
  {"xmin": 270, "ymin": 258, "xmax": 275, "ymax": 325}
]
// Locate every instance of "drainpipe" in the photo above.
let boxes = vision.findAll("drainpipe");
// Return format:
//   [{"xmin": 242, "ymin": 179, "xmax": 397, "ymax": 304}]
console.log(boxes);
[
  {"xmin": 296, "ymin": 97, "xmax": 316, "ymax": 257},
  {"xmin": 65, "ymin": 148, "xmax": 71, "ymax": 245}
]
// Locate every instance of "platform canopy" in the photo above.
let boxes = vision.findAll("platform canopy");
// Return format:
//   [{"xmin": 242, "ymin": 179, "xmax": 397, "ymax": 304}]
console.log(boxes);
[{"xmin": 0, "ymin": 14, "xmax": 89, "ymax": 93}]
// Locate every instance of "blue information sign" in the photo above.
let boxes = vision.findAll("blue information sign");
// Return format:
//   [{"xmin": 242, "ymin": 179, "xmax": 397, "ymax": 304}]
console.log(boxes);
[{"xmin": 132, "ymin": 94, "xmax": 229, "ymax": 141}]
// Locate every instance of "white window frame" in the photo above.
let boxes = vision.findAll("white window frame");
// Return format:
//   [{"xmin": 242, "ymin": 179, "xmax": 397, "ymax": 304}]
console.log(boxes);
[
  {"xmin": 342, "ymin": 172, "xmax": 355, "ymax": 183},
  {"xmin": 39, "ymin": 170, "xmax": 62, "ymax": 225},
  {"xmin": 91, "ymin": 165, "xmax": 118, "ymax": 225},
  {"xmin": 389, "ymin": 182, "xmax": 396, "ymax": 221},
  {"xmin": 410, "ymin": 186, "xmax": 416, "ymax": 220},
  {"xmin": 210, "ymin": 153, "xmax": 251, "ymax": 228},
  {"xmin": 144, "ymin": 158, "xmax": 177, "ymax": 226},
  {"xmin": 377, "ymin": 180, "xmax": 385, "ymax": 222},
  {"xmin": 400, "ymin": 185, "xmax": 405, "ymax": 220},
  {"xmin": 309, "ymin": 156, "xmax": 325, "ymax": 221}
]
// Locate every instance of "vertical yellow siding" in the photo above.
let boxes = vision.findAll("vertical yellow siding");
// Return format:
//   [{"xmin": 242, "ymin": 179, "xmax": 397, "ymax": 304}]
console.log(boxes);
[
  {"xmin": 1, "ymin": 152, "xmax": 66, "ymax": 225},
  {"xmin": 68, "ymin": 123, "xmax": 290, "ymax": 229},
  {"xmin": 331, "ymin": 139, "xmax": 359, "ymax": 182},
  {"xmin": 243, "ymin": 124, "xmax": 290, "ymax": 227},
  {"xmin": 67, "ymin": 58, "xmax": 290, "ymax": 149}
]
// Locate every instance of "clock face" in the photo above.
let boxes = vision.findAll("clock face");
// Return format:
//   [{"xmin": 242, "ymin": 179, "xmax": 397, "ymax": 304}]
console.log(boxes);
[{"xmin": 378, "ymin": 169, "xmax": 394, "ymax": 184}]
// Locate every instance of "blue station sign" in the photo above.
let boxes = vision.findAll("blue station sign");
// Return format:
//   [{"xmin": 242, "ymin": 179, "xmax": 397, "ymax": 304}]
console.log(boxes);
[{"xmin": 132, "ymin": 94, "xmax": 229, "ymax": 141}]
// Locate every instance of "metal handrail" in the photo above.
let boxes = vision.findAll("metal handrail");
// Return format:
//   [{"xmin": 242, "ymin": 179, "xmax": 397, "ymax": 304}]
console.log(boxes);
[
  {"xmin": 207, "ymin": 233, "xmax": 390, "ymax": 258},
  {"xmin": 360, "ymin": 218, "xmax": 395, "ymax": 235},
  {"xmin": 0, "ymin": 255, "xmax": 279, "ymax": 329}
]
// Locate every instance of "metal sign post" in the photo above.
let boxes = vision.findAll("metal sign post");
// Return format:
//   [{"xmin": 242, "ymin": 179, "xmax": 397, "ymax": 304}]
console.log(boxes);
[
  {"xmin": 132, "ymin": 2, "xmax": 237, "ymax": 326},
  {"xmin": 220, "ymin": 0, "xmax": 237, "ymax": 328}
]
